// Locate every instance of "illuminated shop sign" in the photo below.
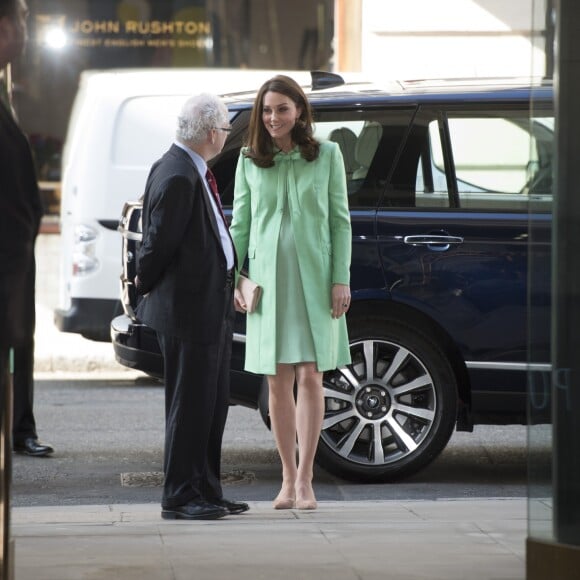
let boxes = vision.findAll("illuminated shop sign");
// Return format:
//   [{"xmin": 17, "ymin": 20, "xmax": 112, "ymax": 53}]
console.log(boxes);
[
  {"xmin": 35, "ymin": 15, "xmax": 212, "ymax": 50},
  {"xmin": 72, "ymin": 20, "xmax": 210, "ymax": 35}
]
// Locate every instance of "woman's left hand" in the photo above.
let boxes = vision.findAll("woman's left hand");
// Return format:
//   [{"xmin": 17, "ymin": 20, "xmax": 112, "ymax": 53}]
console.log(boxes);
[
  {"xmin": 331, "ymin": 284, "xmax": 351, "ymax": 319},
  {"xmin": 234, "ymin": 288, "xmax": 247, "ymax": 313}
]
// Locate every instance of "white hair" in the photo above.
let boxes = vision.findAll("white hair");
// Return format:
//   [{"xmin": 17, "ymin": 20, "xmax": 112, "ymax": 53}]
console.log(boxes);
[{"xmin": 176, "ymin": 93, "xmax": 228, "ymax": 144}]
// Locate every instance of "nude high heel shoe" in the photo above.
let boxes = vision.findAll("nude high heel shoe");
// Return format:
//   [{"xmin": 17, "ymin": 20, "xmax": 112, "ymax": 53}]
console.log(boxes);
[
  {"xmin": 273, "ymin": 496, "xmax": 296, "ymax": 510},
  {"xmin": 295, "ymin": 484, "xmax": 317, "ymax": 510},
  {"xmin": 273, "ymin": 483, "xmax": 296, "ymax": 509},
  {"xmin": 295, "ymin": 498, "xmax": 317, "ymax": 510}
]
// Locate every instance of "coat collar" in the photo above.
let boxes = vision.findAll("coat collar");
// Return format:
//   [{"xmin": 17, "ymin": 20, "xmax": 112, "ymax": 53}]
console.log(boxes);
[{"xmin": 273, "ymin": 147, "xmax": 302, "ymax": 162}]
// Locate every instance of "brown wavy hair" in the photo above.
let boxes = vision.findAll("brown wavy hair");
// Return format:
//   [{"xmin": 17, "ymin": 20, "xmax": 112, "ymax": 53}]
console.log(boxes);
[{"xmin": 244, "ymin": 75, "xmax": 319, "ymax": 168}]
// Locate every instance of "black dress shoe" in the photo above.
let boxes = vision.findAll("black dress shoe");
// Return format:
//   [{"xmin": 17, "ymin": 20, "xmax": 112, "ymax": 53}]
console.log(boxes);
[
  {"xmin": 14, "ymin": 438, "xmax": 54, "ymax": 457},
  {"xmin": 210, "ymin": 498, "xmax": 250, "ymax": 514},
  {"xmin": 161, "ymin": 500, "xmax": 228, "ymax": 520}
]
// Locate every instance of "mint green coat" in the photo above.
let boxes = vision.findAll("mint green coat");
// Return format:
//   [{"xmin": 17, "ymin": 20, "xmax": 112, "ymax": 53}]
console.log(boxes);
[{"xmin": 230, "ymin": 141, "xmax": 352, "ymax": 375}]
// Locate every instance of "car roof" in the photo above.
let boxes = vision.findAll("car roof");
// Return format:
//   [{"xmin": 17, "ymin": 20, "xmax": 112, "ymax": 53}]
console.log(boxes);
[{"xmin": 223, "ymin": 74, "xmax": 553, "ymax": 110}]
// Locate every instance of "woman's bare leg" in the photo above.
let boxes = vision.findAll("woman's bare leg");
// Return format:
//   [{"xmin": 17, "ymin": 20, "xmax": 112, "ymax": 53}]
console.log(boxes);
[
  {"xmin": 294, "ymin": 362, "xmax": 324, "ymax": 509},
  {"xmin": 268, "ymin": 363, "xmax": 298, "ymax": 508}
]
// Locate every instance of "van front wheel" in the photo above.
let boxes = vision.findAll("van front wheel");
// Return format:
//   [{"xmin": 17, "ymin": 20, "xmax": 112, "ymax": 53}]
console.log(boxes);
[{"xmin": 316, "ymin": 316, "xmax": 458, "ymax": 482}]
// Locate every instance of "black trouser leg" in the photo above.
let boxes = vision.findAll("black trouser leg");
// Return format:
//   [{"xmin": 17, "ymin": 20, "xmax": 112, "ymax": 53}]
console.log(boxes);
[
  {"xmin": 158, "ymin": 292, "xmax": 232, "ymax": 508},
  {"xmin": 202, "ymin": 307, "xmax": 233, "ymax": 502},
  {"xmin": 12, "ymin": 340, "xmax": 36, "ymax": 444}
]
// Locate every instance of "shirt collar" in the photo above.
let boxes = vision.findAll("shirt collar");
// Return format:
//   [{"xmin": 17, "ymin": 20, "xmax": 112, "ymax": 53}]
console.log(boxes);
[{"xmin": 173, "ymin": 141, "xmax": 207, "ymax": 176}]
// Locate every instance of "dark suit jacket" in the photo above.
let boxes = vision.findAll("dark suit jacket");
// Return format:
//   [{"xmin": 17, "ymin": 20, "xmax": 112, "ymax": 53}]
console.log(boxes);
[
  {"xmin": 136, "ymin": 144, "xmax": 232, "ymax": 343},
  {"xmin": 0, "ymin": 101, "xmax": 43, "ymax": 347}
]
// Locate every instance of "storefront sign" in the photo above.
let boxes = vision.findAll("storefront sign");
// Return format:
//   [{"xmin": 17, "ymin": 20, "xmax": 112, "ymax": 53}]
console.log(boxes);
[{"xmin": 36, "ymin": 14, "xmax": 212, "ymax": 50}]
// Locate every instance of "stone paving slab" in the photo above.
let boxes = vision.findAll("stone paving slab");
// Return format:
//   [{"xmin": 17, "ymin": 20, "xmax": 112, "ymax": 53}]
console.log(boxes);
[{"xmin": 12, "ymin": 500, "xmax": 526, "ymax": 580}]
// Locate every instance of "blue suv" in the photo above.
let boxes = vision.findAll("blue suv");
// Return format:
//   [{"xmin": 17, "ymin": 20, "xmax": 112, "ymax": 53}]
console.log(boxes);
[{"xmin": 111, "ymin": 72, "xmax": 554, "ymax": 482}]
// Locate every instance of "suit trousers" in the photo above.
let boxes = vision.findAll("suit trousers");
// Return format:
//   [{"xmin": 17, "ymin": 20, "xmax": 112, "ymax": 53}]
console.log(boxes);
[
  {"xmin": 10, "ymin": 256, "xmax": 37, "ymax": 444},
  {"xmin": 157, "ymin": 286, "xmax": 234, "ymax": 508},
  {"xmin": 12, "ymin": 340, "xmax": 37, "ymax": 444}
]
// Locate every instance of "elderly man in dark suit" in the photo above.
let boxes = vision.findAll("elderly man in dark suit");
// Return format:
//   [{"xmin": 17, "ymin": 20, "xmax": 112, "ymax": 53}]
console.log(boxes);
[
  {"xmin": 0, "ymin": 0, "xmax": 53, "ymax": 457},
  {"xmin": 136, "ymin": 93, "xmax": 248, "ymax": 520}
]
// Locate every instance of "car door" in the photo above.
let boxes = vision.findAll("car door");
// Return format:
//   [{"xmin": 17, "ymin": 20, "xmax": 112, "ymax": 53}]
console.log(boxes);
[
  {"xmin": 312, "ymin": 106, "xmax": 418, "ymax": 300},
  {"xmin": 375, "ymin": 100, "xmax": 553, "ymax": 416},
  {"xmin": 314, "ymin": 105, "xmax": 471, "ymax": 482}
]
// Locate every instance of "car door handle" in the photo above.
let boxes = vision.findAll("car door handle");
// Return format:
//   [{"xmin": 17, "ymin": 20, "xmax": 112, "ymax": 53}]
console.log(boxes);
[{"xmin": 403, "ymin": 235, "xmax": 464, "ymax": 252}]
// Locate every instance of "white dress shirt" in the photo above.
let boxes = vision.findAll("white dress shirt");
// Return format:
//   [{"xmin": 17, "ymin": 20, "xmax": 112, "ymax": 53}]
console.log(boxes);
[{"xmin": 174, "ymin": 141, "xmax": 235, "ymax": 270}]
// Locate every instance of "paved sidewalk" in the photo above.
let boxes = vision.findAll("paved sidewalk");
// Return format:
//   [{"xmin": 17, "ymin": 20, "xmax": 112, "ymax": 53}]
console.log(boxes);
[{"xmin": 12, "ymin": 499, "xmax": 529, "ymax": 580}]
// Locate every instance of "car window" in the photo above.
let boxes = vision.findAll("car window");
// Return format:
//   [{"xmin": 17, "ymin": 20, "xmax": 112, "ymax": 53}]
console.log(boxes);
[
  {"xmin": 315, "ymin": 108, "xmax": 415, "ymax": 208},
  {"xmin": 219, "ymin": 108, "xmax": 415, "ymax": 210},
  {"xmin": 386, "ymin": 106, "xmax": 554, "ymax": 211},
  {"xmin": 444, "ymin": 114, "xmax": 553, "ymax": 209}
]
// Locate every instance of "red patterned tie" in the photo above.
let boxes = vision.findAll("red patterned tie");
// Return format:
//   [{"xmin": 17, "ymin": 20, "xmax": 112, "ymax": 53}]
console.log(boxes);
[
  {"xmin": 206, "ymin": 169, "xmax": 236, "ymax": 269},
  {"xmin": 206, "ymin": 168, "xmax": 227, "ymax": 224}
]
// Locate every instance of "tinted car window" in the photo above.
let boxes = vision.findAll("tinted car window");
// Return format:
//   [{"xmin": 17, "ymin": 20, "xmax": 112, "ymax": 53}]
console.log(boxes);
[
  {"xmin": 384, "ymin": 106, "xmax": 554, "ymax": 212},
  {"xmin": 219, "ymin": 107, "xmax": 416, "ymax": 210},
  {"xmin": 326, "ymin": 109, "xmax": 415, "ymax": 208},
  {"xmin": 444, "ymin": 111, "xmax": 553, "ymax": 211}
]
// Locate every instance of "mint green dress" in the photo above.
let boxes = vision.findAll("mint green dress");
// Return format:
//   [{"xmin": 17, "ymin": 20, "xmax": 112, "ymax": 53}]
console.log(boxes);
[{"xmin": 275, "ymin": 181, "xmax": 316, "ymax": 364}]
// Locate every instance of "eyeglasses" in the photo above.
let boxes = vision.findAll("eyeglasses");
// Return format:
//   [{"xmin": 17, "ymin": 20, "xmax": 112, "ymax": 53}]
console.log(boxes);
[{"xmin": 216, "ymin": 127, "xmax": 232, "ymax": 133}]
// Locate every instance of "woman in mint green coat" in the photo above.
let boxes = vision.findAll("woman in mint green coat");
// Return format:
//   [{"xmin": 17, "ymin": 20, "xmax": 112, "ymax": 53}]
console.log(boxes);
[{"xmin": 230, "ymin": 75, "xmax": 352, "ymax": 511}]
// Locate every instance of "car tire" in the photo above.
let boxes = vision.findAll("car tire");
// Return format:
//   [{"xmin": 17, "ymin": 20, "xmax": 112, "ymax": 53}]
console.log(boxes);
[{"xmin": 316, "ymin": 314, "xmax": 458, "ymax": 482}]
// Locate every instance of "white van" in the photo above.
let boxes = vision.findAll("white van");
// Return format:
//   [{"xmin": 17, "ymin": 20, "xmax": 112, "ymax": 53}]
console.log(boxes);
[{"xmin": 55, "ymin": 68, "xmax": 309, "ymax": 340}]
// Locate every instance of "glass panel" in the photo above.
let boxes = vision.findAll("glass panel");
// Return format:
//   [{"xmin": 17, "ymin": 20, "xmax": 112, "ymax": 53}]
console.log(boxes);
[
  {"xmin": 415, "ymin": 121, "xmax": 450, "ymax": 207},
  {"xmin": 314, "ymin": 109, "xmax": 416, "ymax": 208},
  {"xmin": 447, "ymin": 111, "xmax": 554, "ymax": 212},
  {"xmin": 399, "ymin": 107, "xmax": 554, "ymax": 212},
  {"xmin": 387, "ymin": 110, "xmax": 446, "ymax": 208},
  {"xmin": 452, "ymin": 118, "xmax": 530, "ymax": 193},
  {"xmin": 527, "ymin": 0, "xmax": 554, "ymax": 544}
]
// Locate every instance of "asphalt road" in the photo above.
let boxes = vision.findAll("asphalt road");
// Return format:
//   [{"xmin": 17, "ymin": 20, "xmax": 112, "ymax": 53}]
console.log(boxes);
[{"xmin": 11, "ymin": 373, "xmax": 551, "ymax": 508}]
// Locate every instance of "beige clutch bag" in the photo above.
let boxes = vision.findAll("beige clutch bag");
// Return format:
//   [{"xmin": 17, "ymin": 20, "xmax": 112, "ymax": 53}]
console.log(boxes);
[{"xmin": 236, "ymin": 275, "xmax": 262, "ymax": 313}]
